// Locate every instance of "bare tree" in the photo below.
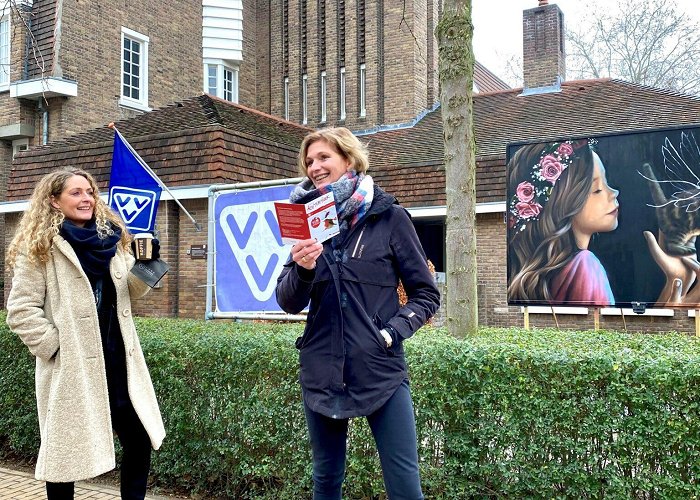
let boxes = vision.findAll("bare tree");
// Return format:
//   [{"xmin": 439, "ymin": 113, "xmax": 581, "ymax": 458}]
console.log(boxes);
[
  {"xmin": 567, "ymin": 0, "xmax": 700, "ymax": 95},
  {"xmin": 436, "ymin": 0, "xmax": 478, "ymax": 336}
]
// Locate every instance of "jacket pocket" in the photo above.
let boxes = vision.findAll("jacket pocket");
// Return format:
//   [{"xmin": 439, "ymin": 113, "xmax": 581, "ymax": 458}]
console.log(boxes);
[
  {"xmin": 371, "ymin": 313, "xmax": 392, "ymax": 354},
  {"xmin": 295, "ymin": 314, "xmax": 315, "ymax": 350}
]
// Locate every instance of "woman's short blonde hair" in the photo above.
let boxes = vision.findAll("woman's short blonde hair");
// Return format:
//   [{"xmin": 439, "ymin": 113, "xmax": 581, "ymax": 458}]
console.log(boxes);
[{"xmin": 297, "ymin": 127, "xmax": 369, "ymax": 176}]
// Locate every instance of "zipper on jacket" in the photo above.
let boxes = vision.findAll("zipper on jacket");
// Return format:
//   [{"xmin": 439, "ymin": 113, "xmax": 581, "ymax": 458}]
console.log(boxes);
[{"xmin": 351, "ymin": 226, "xmax": 366, "ymax": 258}]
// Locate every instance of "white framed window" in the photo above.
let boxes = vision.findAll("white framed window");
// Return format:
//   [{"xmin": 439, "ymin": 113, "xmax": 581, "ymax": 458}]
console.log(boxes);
[
  {"xmin": 284, "ymin": 77, "xmax": 290, "ymax": 120},
  {"xmin": 339, "ymin": 67, "xmax": 346, "ymax": 120},
  {"xmin": 0, "ymin": 13, "xmax": 10, "ymax": 90},
  {"xmin": 302, "ymin": 74, "xmax": 308, "ymax": 125},
  {"xmin": 204, "ymin": 61, "xmax": 239, "ymax": 103},
  {"xmin": 224, "ymin": 67, "xmax": 237, "ymax": 102},
  {"xmin": 320, "ymin": 71, "xmax": 327, "ymax": 123},
  {"xmin": 359, "ymin": 63, "xmax": 366, "ymax": 117},
  {"xmin": 207, "ymin": 65, "xmax": 217, "ymax": 95},
  {"xmin": 12, "ymin": 138, "xmax": 28, "ymax": 158},
  {"xmin": 120, "ymin": 27, "xmax": 150, "ymax": 111}
]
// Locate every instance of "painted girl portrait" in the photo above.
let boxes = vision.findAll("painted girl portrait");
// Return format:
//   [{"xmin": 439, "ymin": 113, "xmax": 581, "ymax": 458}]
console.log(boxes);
[{"xmin": 507, "ymin": 139, "xmax": 620, "ymax": 306}]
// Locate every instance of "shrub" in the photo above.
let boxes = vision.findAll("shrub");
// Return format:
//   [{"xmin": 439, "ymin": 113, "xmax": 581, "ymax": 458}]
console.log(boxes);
[{"xmin": 2, "ymin": 314, "xmax": 700, "ymax": 497}]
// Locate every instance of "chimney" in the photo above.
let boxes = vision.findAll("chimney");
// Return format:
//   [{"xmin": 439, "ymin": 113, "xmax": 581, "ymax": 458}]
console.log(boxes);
[{"xmin": 522, "ymin": 2, "xmax": 565, "ymax": 91}]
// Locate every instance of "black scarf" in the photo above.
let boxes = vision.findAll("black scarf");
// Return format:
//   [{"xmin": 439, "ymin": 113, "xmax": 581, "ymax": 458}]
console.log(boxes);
[{"xmin": 60, "ymin": 219, "xmax": 121, "ymax": 282}]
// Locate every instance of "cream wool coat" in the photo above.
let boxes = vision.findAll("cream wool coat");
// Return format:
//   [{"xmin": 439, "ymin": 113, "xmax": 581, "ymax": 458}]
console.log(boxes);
[{"xmin": 6, "ymin": 235, "xmax": 166, "ymax": 483}]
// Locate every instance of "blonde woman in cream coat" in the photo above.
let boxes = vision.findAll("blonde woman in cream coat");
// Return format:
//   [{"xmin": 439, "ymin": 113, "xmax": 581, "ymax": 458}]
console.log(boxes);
[{"xmin": 6, "ymin": 168, "xmax": 165, "ymax": 500}]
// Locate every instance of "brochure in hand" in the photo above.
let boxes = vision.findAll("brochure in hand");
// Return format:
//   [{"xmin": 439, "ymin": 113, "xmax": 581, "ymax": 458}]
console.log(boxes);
[{"xmin": 274, "ymin": 191, "xmax": 340, "ymax": 245}]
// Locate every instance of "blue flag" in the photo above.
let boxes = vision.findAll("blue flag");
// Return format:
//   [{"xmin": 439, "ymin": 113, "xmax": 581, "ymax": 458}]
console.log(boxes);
[{"xmin": 108, "ymin": 131, "xmax": 162, "ymax": 233}]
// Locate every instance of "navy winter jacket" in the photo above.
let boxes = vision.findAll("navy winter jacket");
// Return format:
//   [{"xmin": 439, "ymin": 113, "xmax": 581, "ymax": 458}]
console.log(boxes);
[{"xmin": 276, "ymin": 186, "xmax": 440, "ymax": 419}]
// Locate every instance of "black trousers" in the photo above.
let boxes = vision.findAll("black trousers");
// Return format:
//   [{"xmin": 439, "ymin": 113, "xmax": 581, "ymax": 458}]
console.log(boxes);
[{"xmin": 45, "ymin": 401, "xmax": 152, "ymax": 500}]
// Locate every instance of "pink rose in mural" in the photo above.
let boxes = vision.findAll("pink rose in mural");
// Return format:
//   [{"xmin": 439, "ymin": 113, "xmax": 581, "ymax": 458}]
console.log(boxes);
[
  {"xmin": 515, "ymin": 201, "xmax": 542, "ymax": 219},
  {"xmin": 516, "ymin": 181, "xmax": 535, "ymax": 202},
  {"xmin": 557, "ymin": 143, "xmax": 573, "ymax": 156},
  {"xmin": 540, "ymin": 155, "xmax": 564, "ymax": 183}
]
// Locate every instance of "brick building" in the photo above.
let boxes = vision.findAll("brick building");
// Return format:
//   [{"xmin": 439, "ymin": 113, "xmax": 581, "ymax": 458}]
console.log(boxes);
[
  {"xmin": 0, "ymin": 0, "xmax": 204, "ymax": 166},
  {"xmin": 360, "ymin": 1, "xmax": 700, "ymax": 332},
  {"xmin": 4, "ymin": 95, "xmax": 311, "ymax": 316},
  {"xmin": 5, "ymin": 0, "xmax": 700, "ymax": 332},
  {"xmin": 0, "ymin": 0, "xmax": 206, "ymax": 293},
  {"xmin": 265, "ymin": 0, "xmax": 441, "ymax": 130},
  {"xmin": 259, "ymin": 0, "xmax": 508, "ymax": 131}
]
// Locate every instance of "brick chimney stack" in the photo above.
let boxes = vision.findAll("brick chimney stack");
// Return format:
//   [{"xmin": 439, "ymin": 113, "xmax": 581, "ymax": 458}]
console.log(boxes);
[{"xmin": 522, "ymin": 2, "xmax": 565, "ymax": 90}]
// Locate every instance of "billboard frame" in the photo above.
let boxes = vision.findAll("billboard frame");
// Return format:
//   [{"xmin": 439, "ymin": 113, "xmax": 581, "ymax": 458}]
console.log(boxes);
[
  {"xmin": 205, "ymin": 177, "xmax": 307, "ymax": 321},
  {"xmin": 506, "ymin": 122, "xmax": 700, "ymax": 310}
]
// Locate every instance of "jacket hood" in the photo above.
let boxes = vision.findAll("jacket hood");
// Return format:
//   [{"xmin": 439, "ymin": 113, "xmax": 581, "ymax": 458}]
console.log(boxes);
[{"xmin": 367, "ymin": 185, "xmax": 397, "ymax": 216}]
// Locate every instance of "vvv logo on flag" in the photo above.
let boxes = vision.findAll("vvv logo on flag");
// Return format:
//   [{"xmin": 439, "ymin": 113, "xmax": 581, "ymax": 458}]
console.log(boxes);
[
  {"xmin": 108, "ymin": 131, "xmax": 162, "ymax": 232},
  {"xmin": 111, "ymin": 187, "xmax": 157, "ymax": 227}
]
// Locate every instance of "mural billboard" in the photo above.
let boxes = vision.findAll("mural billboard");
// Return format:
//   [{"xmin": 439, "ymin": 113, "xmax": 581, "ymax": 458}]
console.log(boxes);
[{"xmin": 506, "ymin": 124, "xmax": 700, "ymax": 309}]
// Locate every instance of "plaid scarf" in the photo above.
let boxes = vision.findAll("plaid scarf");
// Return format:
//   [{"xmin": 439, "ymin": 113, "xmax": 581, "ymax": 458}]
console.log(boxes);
[{"xmin": 290, "ymin": 170, "xmax": 374, "ymax": 243}]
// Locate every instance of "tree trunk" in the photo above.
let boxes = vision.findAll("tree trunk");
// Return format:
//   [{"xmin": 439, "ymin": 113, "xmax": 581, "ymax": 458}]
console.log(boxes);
[{"xmin": 436, "ymin": 0, "xmax": 477, "ymax": 336}]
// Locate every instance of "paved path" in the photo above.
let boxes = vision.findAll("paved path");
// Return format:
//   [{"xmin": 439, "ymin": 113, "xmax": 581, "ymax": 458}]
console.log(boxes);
[{"xmin": 0, "ymin": 467, "xmax": 184, "ymax": 499}]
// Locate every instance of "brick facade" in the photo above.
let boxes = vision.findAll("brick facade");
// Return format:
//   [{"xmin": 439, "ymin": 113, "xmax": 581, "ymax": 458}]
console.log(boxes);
[
  {"xmin": 240, "ymin": 0, "xmax": 271, "ymax": 111},
  {"xmin": 4, "ymin": 95, "xmax": 311, "ymax": 317},
  {"xmin": 55, "ymin": 0, "xmax": 202, "ymax": 134},
  {"xmin": 0, "ymin": 0, "xmax": 204, "ymax": 298},
  {"xmin": 1, "ymin": 0, "xmax": 202, "ymax": 145},
  {"xmin": 5, "ymin": 0, "xmax": 700, "ymax": 337},
  {"xmin": 266, "ymin": 0, "xmax": 440, "ymax": 131}
]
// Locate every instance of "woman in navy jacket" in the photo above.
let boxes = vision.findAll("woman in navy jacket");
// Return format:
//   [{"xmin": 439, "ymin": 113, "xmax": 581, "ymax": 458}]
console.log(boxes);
[{"xmin": 276, "ymin": 127, "xmax": 440, "ymax": 500}]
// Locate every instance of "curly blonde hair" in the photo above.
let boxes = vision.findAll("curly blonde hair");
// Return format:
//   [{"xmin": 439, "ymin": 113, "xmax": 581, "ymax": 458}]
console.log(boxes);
[
  {"xmin": 297, "ymin": 127, "xmax": 370, "ymax": 176},
  {"xmin": 6, "ymin": 168, "xmax": 132, "ymax": 268}
]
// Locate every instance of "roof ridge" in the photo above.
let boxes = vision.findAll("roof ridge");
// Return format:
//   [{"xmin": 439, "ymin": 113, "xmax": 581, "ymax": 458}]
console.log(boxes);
[{"xmin": 205, "ymin": 93, "xmax": 314, "ymax": 132}]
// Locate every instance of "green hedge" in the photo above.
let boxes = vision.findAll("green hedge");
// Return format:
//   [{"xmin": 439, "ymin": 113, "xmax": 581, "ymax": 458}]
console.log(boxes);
[{"xmin": 2, "ymin": 313, "xmax": 700, "ymax": 498}]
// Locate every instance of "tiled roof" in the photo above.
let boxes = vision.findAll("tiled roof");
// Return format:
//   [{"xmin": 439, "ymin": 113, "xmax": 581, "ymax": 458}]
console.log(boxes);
[
  {"xmin": 474, "ymin": 61, "xmax": 511, "ymax": 93},
  {"xmin": 370, "ymin": 79, "xmax": 700, "ymax": 206},
  {"xmin": 11, "ymin": 81, "xmax": 700, "ymax": 208},
  {"xmin": 8, "ymin": 94, "xmax": 312, "ymax": 200}
]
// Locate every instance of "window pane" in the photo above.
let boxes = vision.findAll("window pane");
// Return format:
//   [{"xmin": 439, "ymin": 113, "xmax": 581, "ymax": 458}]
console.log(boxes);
[
  {"xmin": 224, "ymin": 68, "xmax": 232, "ymax": 100},
  {"xmin": 0, "ymin": 18, "xmax": 9, "ymax": 85},
  {"xmin": 122, "ymin": 34, "xmax": 145, "ymax": 102}
]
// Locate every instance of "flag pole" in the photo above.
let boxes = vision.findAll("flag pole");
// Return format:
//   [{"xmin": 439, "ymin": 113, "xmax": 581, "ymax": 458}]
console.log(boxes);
[{"xmin": 109, "ymin": 123, "xmax": 202, "ymax": 232}]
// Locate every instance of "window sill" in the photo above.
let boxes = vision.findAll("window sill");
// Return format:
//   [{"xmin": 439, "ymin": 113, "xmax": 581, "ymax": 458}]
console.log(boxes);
[{"xmin": 118, "ymin": 98, "xmax": 152, "ymax": 112}]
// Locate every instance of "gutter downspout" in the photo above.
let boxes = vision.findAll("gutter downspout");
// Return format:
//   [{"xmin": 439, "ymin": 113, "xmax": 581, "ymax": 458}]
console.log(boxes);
[{"xmin": 38, "ymin": 100, "xmax": 48, "ymax": 145}]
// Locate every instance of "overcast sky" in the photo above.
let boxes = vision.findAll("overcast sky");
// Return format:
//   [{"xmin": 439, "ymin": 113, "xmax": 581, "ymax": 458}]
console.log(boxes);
[{"xmin": 472, "ymin": 0, "xmax": 700, "ymax": 86}]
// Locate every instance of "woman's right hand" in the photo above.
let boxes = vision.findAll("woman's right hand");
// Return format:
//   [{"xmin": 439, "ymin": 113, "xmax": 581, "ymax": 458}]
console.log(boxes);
[
  {"xmin": 645, "ymin": 231, "xmax": 700, "ymax": 305},
  {"xmin": 291, "ymin": 238, "xmax": 323, "ymax": 270}
]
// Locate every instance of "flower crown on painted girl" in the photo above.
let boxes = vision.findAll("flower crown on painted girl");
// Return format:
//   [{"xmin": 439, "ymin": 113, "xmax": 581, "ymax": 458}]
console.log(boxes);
[{"xmin": 508, "ymin": 139, "xmax": 595, "ymax": 233}]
